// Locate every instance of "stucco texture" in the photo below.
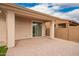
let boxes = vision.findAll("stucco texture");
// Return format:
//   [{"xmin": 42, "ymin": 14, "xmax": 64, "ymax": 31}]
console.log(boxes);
[
  {"xmin": 0, "ymin": 13, "xmax": 6, "ymax": 44},
  {"xmin": 15, "ymin": 16, "xmax": 32, "ymax": 40}
]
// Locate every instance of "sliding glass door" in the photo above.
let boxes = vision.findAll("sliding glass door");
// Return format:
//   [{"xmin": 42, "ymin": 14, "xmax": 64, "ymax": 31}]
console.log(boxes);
[{"xmin": 33, "ymin": 22, "xmax": 42, "ymax": 37}]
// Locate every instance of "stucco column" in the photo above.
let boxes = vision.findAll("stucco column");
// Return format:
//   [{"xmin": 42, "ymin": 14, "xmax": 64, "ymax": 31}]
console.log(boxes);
[
  {"xmin": 6, "ymin": 10, "xmax": 15, "ymax": 48},
  {"xmin": 50, "ymin": 20, "xmax": 54, "ymax": 39},
  {"xmin": 42, "ymin": 22, "xmax": 46, "ymax": 36}
]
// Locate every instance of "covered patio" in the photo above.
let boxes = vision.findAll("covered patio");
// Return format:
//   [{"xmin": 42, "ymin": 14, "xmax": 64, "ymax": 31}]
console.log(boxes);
[{"xmin": 0, "ymin": 4, "xmax": 55, "ymax": 48}]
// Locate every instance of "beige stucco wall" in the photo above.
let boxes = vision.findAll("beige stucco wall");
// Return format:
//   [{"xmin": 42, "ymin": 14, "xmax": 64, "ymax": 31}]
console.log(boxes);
[
  {"xmin": 15, "ymin": 16, "xmax": 32, "ymax": 40},
  {"xmin": 55, "ymin": 19, "xmax": 68, "ymax": 24},
  {"xmin": 55, "ymin": 19, "xmax": 79, "ymax": 42},
  {"xmin": 0, "ymin": 14, "xmax": 46, "ymax": 42},
  {"xmin": 0, "ymin": 14, "xmax": 7, "ymax": 43},
  {"xmin": 55, "ymin": 28, "xmax": 68, "ymax": 40},
  {"xmin": 45, "ymin": 22, "xmax": 51, "ymax": 36},
  {"xmin": 55, "ymin": 19, "xmax": 69, "ymax": 40},
  {"xmin": 69, "ymin": 26, "xmax": 79, "ymax": 42},
  {"xmin": 55, "ymin": 26, "xmax": 79, "ymax": 42}
]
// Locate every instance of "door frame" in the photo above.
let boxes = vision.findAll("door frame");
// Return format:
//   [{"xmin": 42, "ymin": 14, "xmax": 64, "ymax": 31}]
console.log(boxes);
[{"xmin": 32, "ymin": 21, "xmax": 42, "ymax": 37}]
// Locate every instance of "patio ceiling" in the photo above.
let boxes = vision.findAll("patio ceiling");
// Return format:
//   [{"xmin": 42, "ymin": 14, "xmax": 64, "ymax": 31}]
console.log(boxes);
[{"xmin": 0, "ymin": 3, "xmax": 57, "ymax": 21}]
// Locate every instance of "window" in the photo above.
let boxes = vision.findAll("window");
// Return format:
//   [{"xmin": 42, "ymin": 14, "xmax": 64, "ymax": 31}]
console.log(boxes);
[{"xmin": 58, "ymin": 23, "xmax": 66, "ymax": 28}]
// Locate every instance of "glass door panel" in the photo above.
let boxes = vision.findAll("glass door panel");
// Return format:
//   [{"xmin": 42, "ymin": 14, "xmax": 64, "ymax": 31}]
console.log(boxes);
[{"xmin": 33, "ymin": 22, "xmax": 42, "ymax": 37}]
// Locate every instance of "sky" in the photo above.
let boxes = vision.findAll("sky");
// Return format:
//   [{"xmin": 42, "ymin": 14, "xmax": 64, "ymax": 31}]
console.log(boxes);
[{"xmin": 16, "ymin": 3, "xmax": 79, "ymax": 23}]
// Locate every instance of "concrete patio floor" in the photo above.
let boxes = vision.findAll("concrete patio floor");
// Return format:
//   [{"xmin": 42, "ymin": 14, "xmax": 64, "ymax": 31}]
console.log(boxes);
[{"xmin": 6, "ymin": 37, "xmax": 79, "ymax": 56}]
